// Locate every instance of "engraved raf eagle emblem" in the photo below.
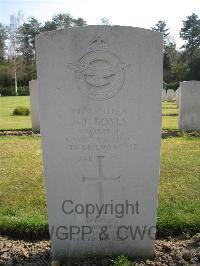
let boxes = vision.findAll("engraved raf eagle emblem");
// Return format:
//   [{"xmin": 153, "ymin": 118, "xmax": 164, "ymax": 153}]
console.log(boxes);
[
  {"xmin": 68, "ymin": 62, "xmax": 127, "ymax": 87},
  {"xmin": 67, "ymin": 36, "xmax": 129, "ymax": 101}
]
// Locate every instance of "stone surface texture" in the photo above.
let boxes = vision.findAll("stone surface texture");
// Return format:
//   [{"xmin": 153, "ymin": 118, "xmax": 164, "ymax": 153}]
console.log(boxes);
[
  {"xmin": 167, "ymin": 89, "xmax": 175, "ymax": 102},
  {"xmin": 36, "ymin": 26, "xmax": 163, "ymax": 259},
  {"xmin": 162, "ymin": 90, "xmax": 166, "ymax": 101},
  {"xmin": 176, "ymin": 88, "xmax": 180, "ymax": 107},
  {"xmin": 29, "ymin": 80, "xmax": 40, "ymax": 132}
]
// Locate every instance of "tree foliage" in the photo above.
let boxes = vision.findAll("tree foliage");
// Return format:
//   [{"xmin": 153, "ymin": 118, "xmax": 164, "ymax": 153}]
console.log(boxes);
[
  {"xmin": 0, "ymin": 11, "xmax": 87, "ymax": 92},
  {"xmin": 1, "ymin": 12, "xmax": 200, "ymax": 94},
  {"xmin": 152, "ymin": 14, "xmax": 200, "ymax": 82},
  {"xmin": 0, "ymin": 23, "xmax": 7, "ymax": 63},
  {"xmin": 180, "ymin": 13, "xmax": 200, "ymax": 55},
  {"xmin": 171, "ymin": 63, "xmax": 189, "ymax": 81},
  {"xmin": 6, "ymin": 10, "xmax": 24, "ymax": 95},
  {"xmin": 180, "ymin": 13, "xmax": 200, "ymax": 80},
  {"xmin": 151, "ymin": 20, "xmax": 170, "ymax": 45},
  {"xmin": 99, "ymin": 17, "xmax": 111, "ymax": 25},
  {"xmin": 19, "ymin": 17, "xmax": 41, "ymax": 62}
]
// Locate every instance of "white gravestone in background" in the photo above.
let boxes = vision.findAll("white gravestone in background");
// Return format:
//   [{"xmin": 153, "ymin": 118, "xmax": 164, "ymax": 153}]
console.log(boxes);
[
  {"xmin": 179, "ymin": 81, "xmax": 200, "ymax": 130},
  {"xmin": 36, "ymin": 26, "xmax": 162, "ymax": 262},
  {"xmin": 176, "ymin": 87, "xmax": 180, "ymax": 107},
  {"xmin": 162, "ymin": 90, "xmax": 166, "ymax": 101},
  {"xmin": 167, "ymin": 89, "xmax": 175, "ymax": 102},
  {"xmin": 29, "ymin": 80, "xmax": 40, "ymax": 132}
]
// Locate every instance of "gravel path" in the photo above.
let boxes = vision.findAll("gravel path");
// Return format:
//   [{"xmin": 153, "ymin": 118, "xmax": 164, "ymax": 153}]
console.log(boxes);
[{"xmin": 0, "ymin": 234, "xmax": 200, "ymax": 265}]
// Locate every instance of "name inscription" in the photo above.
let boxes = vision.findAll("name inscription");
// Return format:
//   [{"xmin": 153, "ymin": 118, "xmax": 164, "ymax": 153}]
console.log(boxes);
[{"xmin": 65, "ymin": 106, "xmax": 136, "ymax": 161}]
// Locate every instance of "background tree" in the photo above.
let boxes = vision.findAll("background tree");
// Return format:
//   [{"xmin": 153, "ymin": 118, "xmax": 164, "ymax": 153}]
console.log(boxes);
[
  {"xmin": 0, "ymin": 11, "xmax": 87, "ymax": 95},
  {"xmin": 74, "ymin": 17, "xmax": 86, "ymax": 26},
  {"xmin": 180, "ymin": 13, "xmax": 200, "ymax": 80},
  {"xmin": 18, "ymin": 17, "xmax": 41, "ymax": 83},
  {"xmin": 20, "ymin": 17, "xmax": 41, "ymax": 62},
  {"xmin": 186, "ymin": 54, "xmax": 200, "ymax": 80},
  {"xmin": 52, "ymin": 13, "xmax": 74, "ymax": 29},
  {"xmin": 151, "ymin": 20, "xmax": 180, "ymax": 83},
  {"xmin": 151, "ymin": 20, "xmax": 170, "ymax": 45},
  {"xmin": 99, "ymin": 17, "xmax": 111, "ymax": 25},
  {"xmin": 171, "ymin": 63, "xmax": 189, "ymax": 81},
  {"xmin": 163, "ymin": 42, "xmax": 180, "ymax": 82},
  {"xmin": 180, "ymin": 13, "xmax": 200, "ymax": 56},
  {"xmin": 7, "ymin": 10, "xmax": 24, "ymax": 96},
  {"xmin": 41, "ymin": 13, "xmax": 86, "ymax": 31},
  {"xmin": 0, "ymin": 23, "xmax": 7, "ymax": 64},
  {"xmin": 41, "ymin": 20, "xmax": 57, "ymax": 32}
]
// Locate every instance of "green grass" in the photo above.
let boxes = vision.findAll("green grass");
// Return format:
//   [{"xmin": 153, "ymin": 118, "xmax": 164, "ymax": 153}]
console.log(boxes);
[
  {"xmin": 0, "ymin": 96, "xmax": 31, "ymax": 130},
  {"xmin": 0, "ymin": 135, "xmax": 199, "ymax": 236},
  {"xmin": 162, "ymin": 101, "xmax": 178, "ymax": 130},
  {"xmin": 0, "ymin": 136, "xmax": 47, "ymax": 234},
  {"xmin": 158, "ymin": 136, "xmax": 200, "ymax": 234},
  {"xmin": 162, "ymin": 101, "xmax": 178, "ymax": 115},
  {"xmin": 162, "ymin": 116, "xmax": 178, "ymax": 130}
]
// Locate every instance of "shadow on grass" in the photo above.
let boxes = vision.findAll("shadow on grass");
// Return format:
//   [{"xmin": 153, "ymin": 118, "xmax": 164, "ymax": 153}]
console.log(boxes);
[
  {"xmin": 0, "ymin": 227, "xmax": 49, "ymax": 241},
  {"xmin": 161, "ymin": 130, "xmax": 200, "ymax": 138},
  {"xmin": 162, "ymin": 114, "xmax": 178, "ymax": 116},
  {"xmin": 162, "ymin": 106, "xmax": 178, "ymax": 109},
  {"xmin": 0, "ymin": 129, "xmax": 40, "ymax": 136},
  {"xmin": 0, "ymin": 128, "xmax": 33, "ymax": 132}
]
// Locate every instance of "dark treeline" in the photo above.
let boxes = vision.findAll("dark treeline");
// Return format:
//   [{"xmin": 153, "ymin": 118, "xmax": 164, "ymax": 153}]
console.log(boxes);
[
  {"xmin": 151, "ymin": 15, "xmax": 200, "ymax": 91},
  {"xmin": 0, "ymin": 12, "xmax": 199, "ymax": 96}
]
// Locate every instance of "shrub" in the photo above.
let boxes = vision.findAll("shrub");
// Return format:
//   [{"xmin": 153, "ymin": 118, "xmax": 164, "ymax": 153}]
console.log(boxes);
[
  {"xmin": 12, "ymin": 106, "xmax": 30, "ymax": 116},
  {"xmin": 0, "ymin": 86, "xmax": 29, "ymax": 96},
  {"xmin": 0, "ymin": 87, "xmax": 15, "ymax": 96},
  {"xmin": 18, "ymin": 86, "xmax": 29, "ymax": 96},
  {"xmin": 166, "ymin": 81, "xmax": 180, "ymax": 91}
]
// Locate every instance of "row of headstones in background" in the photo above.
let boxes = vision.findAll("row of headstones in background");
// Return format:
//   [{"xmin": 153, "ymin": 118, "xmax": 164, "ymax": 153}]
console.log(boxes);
[
  {"xmin": 35, "ymin": 26, "xmax": 163, "ymax": 263},
  {"xmin": 162, "ymin": 81, "xmax": 200, "ymax": 130},
  {"xmin": 29, "ymin": 80, "xmax": 40, "ymax": 132},
  {"xmin": 178, "ymin": 81, "xmax": 200, "ymax": 130},
  {"xmin": 162, "ymin": 89, "xmax": 175, "ymax": 102}
]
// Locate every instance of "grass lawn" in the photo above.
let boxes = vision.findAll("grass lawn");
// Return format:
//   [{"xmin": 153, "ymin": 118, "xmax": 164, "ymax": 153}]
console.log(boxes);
[
  {"xmin": 162, "ymin": 101, "xmax": 178, "ymax": 130},
  {"xmin": 0, "ymin": 96, "xmax": 31, "ymax": 130},
  {"xmin": 162, "ymin": 116, "xmax": 178, "ymax": 130},
  {"xmin": 0, "ymin": 136, "xmax": 47, "ymax": 234},
  {"xmin": 159, "ymin": 136, "xmax": 200, "ymax": 234},
  {"xmin": 0, "ymin": 135, "xmax": 199, "ymax": 236},
  {"xmin": 162, "ymin": 101, "xmax": 178, "ymax": 115}
]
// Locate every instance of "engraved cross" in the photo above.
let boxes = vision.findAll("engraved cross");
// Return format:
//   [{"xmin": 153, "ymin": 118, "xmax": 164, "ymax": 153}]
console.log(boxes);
[{"xmin": 82, "ymin": 156, "xmax": 120, "ymax": 205}]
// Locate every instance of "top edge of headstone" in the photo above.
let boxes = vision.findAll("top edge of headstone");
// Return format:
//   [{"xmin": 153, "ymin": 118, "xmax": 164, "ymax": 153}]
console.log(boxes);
[
  {"xmin": 35, "ymin": 25, "xmax": 163, "ymax": 40},
  {"xmin": 29, "ymin": 80, "xmax": 37, "ymax": 85},
  {"xmin": 181, "ymin": 80, "xmax": 200, "ymax": 83}
]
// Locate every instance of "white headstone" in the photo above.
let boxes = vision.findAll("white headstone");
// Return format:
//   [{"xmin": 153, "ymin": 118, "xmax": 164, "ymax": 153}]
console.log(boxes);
[
  {"xmin": 175, "ymin": 87, "xmax": 180, "ymax": 107},
  {"xmin": 29, "ymin": 80, "xmax": 40, "ymax": 132},
  {"xmin": 179, "ymin": 81, "xmax": 200, "ymax": 130},
  {"xmin": 167, "ymin": 89, "xmax": 175, "ymax": 102},
  {"xmin": 162, "ymin": 90, "xmax": 166, "ymax": 101},
  {"xmin": 36, "ymin": 26, "xmax": 162, "ymax": 261}
]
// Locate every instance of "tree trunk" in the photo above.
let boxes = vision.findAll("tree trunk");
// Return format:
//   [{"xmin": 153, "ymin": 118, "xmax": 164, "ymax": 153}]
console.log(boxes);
[
  {"xmin": 13, "ymin": 48, "xmax": 18, "ymax": 96},
  {"xmin": 14, "ymin": 65, "xmax": 18, "ymax": 96}
]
